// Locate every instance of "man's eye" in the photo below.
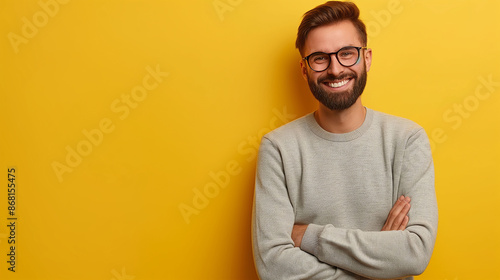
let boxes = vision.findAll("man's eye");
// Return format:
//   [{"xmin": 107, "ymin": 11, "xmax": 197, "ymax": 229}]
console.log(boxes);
[
  {"xmin": 313, "ymin": 55, "xmax": 328, "ymax": 62},
  {"xmin": 339, "ymin": 51, "xmax": 355, "ymax": 57}
]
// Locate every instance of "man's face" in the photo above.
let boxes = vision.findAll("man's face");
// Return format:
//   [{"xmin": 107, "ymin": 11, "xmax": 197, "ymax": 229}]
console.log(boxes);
[{"xmin": 300, "ymin": 20, "xmax": 372, "ymax": 111}]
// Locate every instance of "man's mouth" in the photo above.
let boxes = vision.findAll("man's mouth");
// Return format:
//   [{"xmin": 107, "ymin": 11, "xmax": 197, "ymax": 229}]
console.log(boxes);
[{"xmin": 323, "ymin": 78, "xmax": 351, "ymax": 88}]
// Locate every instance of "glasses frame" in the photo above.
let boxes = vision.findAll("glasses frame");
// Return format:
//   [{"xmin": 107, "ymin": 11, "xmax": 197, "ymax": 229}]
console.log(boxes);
[{"xmin": 303, "ymin": 46, "xmax": 368, "ymax": 72}]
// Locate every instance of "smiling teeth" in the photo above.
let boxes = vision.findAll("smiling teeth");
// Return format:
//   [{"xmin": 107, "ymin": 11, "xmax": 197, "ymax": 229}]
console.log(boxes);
[{"xmin": 328, "ymin": 79, "xmax": 348, "ymax": 88}]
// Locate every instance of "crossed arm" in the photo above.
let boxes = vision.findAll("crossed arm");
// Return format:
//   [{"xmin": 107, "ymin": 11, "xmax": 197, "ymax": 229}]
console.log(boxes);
[
  {"xmin": 292, "ymin": 195, "xmax": 412, "ymax": 248},
  {"xmin": 252, "ymin": 131, "xmax": 438, "ymax": 280}
]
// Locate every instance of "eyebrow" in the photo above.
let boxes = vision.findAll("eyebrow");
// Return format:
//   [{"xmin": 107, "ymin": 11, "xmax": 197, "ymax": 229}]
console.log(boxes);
[{"xmin": 307, "ymin": 44, "xmax": 358, "ymax": 55}]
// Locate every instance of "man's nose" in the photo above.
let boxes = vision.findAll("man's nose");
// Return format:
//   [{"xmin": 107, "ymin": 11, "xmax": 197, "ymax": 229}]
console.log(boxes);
[{"xmin": 326, "ymin": 55, "xmax": 344, "ymax": 76}]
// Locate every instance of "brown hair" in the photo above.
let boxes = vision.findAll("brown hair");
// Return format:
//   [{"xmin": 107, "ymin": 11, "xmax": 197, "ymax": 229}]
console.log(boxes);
[{"xmin": 296, "ymin": 1, "xmax": 367, "ymax": 56}]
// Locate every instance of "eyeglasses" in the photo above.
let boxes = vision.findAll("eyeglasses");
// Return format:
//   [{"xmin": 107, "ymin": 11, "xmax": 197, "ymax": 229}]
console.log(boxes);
[{"xmin": 303, "ymin": 46, "xmax": 368, "ymax": 72}]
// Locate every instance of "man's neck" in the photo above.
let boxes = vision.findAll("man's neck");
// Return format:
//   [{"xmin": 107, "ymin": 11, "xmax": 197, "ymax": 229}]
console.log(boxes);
[{"xmin": 314, "ymin": 99, "xmax": 366, "ymax": 133}]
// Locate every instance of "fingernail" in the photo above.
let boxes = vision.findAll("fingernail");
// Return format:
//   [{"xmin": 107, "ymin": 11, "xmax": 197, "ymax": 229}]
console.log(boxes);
[{"xmin": 405, "ymin": 196, "xmax": 411, "ymax": 202}]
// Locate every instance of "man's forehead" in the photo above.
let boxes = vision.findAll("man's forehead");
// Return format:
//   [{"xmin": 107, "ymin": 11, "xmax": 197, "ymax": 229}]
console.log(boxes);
[{"xmin": 303, "ymin": 20, "xmax": 362, "ymax": 54}]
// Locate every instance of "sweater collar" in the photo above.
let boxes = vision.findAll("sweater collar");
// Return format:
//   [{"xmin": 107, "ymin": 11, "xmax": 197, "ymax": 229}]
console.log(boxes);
[{"xmin": 306, "ymin": 107, "xmax": 374, "ymax": 142}]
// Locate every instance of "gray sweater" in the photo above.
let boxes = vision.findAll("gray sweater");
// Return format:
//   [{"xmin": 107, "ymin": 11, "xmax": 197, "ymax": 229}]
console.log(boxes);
[{"xmin": 252, "ymin": 108, "xmax": 438, "ymax": 280}]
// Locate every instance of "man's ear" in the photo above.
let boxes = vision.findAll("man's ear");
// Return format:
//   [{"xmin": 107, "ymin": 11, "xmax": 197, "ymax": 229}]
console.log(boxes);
[
  {"xmin": 300, "ymin": 59, "xmax": 308, "ymax": 81},
  {"xmin": 364, "ymin": 48, "xmax": 372, "ymax": 72}
]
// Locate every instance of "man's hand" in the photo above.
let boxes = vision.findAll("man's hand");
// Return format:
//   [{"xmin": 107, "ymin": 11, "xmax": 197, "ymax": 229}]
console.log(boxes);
[
  {"xmin": 291, "ymin": 224, "xmax": 308, "ymax": 247},
  {"xmin": 381, "ymin": 195, "xmax": 411, "ymax": 231}
]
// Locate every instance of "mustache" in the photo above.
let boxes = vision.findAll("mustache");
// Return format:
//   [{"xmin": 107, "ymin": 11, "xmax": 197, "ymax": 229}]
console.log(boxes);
[{"xmin": 318, "ymin": 73, "xmax": 356, "ymax": 83}]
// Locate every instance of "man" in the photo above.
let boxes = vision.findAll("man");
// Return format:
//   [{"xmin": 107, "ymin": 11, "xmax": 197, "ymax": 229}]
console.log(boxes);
[{"xmin": 252, "ymin": 1, "xmax": 438, "ymax": 280}]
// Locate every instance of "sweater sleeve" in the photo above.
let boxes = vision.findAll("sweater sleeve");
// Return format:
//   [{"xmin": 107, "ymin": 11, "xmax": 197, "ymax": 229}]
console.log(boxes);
[
  {"xmin": 299, "ymin": 128, "xmax": 438, "ymax": 279},
  {"xmin": 253, "ymin": 138, "xmax": 365, "ymax": 280}
]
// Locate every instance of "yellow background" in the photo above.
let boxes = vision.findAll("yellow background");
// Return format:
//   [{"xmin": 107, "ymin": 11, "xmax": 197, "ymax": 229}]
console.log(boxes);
[{"xmin": 1, "ymin": 0, "xmax": 499, "ymax": 279}]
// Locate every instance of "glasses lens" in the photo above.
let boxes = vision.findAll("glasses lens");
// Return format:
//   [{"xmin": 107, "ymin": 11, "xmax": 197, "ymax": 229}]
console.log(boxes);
[
  {"xmin": 308, "ymin": 53, "xmax": 330, "ymax": 71},
  {"xmin": 337, "ymin": 47, "xmax": 359, "ymax": 67}
]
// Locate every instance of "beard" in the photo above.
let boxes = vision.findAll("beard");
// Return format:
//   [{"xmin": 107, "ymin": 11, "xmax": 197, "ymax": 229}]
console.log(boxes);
[{"xmin": 307, "ymin": 66, "xmax": 367, "ymax": 111}]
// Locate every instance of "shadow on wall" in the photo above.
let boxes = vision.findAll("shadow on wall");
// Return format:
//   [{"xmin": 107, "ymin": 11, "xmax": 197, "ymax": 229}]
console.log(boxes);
[
  {"xmin": 230, "ymin": 163, "xmax": 258, "ymax": 279},
  {"xmin": 225, "ymin": 44, "xmax": 317, "ymax": 280},
  {"xmin": 284, "ymin": 46, "xmax": 317, "ymax": 117}
]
